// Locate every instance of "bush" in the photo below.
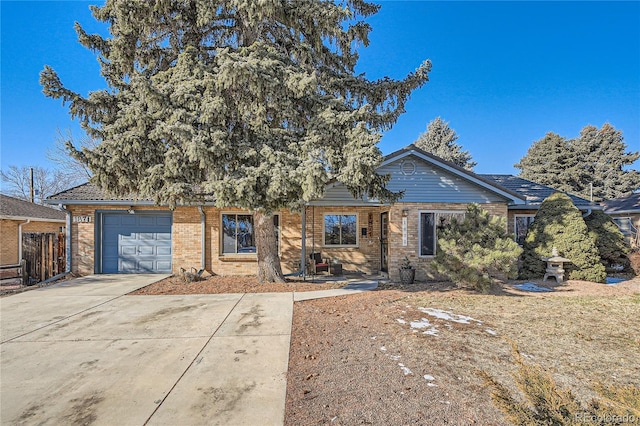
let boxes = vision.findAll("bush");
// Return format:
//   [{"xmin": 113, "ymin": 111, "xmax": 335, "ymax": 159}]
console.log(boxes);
[
  {"xmin": 432, "ymin": 204, "xmax": 522, "ymax": 292},
  {"xmin": 520, "ymin": 192, "xmax": 606, "ymax": 283},
  {"xmin": 481, "ymin": 343, "xmax": 640, "ymax": 425},
  {"xmin": 583, "ymin": 210, "xmax": 630, "ymax": 270}
]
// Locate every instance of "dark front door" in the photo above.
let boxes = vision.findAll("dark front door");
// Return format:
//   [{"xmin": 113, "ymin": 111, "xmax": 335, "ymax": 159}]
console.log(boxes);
[{"xmin": 380, "ymin": 212, "xmax": 389, "ymax": 272}]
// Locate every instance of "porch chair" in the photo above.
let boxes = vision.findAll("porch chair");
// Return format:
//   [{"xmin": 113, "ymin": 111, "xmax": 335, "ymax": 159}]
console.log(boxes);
[{"xmin": 309, "ymin": 253, "xmax": 329, "ymax": 275}]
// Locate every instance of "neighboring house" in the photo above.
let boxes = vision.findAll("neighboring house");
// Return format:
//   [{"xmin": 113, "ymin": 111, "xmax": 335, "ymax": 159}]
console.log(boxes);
[
  {"xmin": 479, "ymin": 175, "xmax": 598, "ymax": 246},
  {"xmin": 601, "ymin": 193, "xmax": 640, "ymax": 248},
  {"xmin": 0, "ymin": 194, "xmax": 66, "ymax": 266},
  {"xmin": 45, "ymin": 144, "xmax": 594, "ymax": 281}
]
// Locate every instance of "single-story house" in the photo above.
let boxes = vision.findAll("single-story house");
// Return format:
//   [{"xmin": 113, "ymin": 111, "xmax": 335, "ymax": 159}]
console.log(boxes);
[
  {"xmin": 601, "ymin": 193, "xmax": 640, "ymax": 248},
  {"xmin": 45, "ymin": 144, "xmax": 598, "ymax": 281},
  {"xmin": 0, "ymin": 194, "xmax": 66, "ymax": 266}
]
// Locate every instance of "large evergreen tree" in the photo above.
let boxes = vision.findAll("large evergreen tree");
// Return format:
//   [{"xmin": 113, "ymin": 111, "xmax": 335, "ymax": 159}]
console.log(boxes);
[
  {"xmin": 515, "ymin": 124, "xmax": 640, "ymax": 200},
  {"xmin": 514, "ymin": 132, "xmax": 581, "ymax": 194},
  {"xmin": 414, "ymin": 117, "xmax": 476, "ymax": 170},
  {"xmin": 573, "ymin": 124, "xmax": 640, "ymax": 200},
  {"xmin": 40, "ymin": 0, "xmax": 431, "ymax": 282}
]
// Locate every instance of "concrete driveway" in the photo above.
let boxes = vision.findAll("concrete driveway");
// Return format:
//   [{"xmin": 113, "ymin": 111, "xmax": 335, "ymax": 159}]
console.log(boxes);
[{"xmin": 0, "ymin": 275, "xmax": 293, "ymax": 425}]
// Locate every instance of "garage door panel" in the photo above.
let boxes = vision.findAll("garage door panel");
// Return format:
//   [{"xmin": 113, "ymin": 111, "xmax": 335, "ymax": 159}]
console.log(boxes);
[
  {"xmin": 101, "ymin": 213, "xmax": 172, "ymax": 274},
  {"xmin": 138, "ymin": 246, "xmax": 154, "ymax": 255},
  {"xmin": 156, "ymin": 216, "xmax": 172, "ymax": 226},
  {"xmin": 121, "ymin": 245, "xmax": 137, "ymax": 256},
  {"xmin": 120, "ymin": 216, "xmax": 137, "ymax": 226},
  {"xmin": 156, "ymin": 260, "xmax": 172, "ymax": 271},
  {"xmin": 157, "ymin": 246, "xmax": 171, "ymax": 256}
]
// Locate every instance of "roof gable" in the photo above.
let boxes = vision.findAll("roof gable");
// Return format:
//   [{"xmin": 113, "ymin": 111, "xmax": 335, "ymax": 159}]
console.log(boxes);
[{"xmin": 379, "ymin": 145, "xmax": 526, "ymax": 204}]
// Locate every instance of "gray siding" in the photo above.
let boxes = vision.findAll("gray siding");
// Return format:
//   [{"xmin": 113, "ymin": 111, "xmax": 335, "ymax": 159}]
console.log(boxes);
[{"xmin": 378, "ymin": 157, "xmax": 506, "ymax": 203}]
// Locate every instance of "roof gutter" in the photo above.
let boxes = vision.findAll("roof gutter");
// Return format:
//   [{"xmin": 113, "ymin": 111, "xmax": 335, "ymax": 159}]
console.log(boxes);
[{"xmin": 0, "ymin": 215, "xmax": 65, "ymax": 223}]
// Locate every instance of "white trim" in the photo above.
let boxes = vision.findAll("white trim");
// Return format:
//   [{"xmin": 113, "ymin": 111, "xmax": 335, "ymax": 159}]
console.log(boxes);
[
  {"xmin": 322, "ymin": 212, "xmax": 359, "ymax": 248},
  {"xmin": 418, "ymin": 210, "xmax": 466, "ymax": 257}
]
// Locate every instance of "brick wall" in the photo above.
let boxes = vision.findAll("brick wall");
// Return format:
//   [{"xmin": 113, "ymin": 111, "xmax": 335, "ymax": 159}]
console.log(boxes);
[
  {"xmin": 0, "ymin": 220, "xmax": 19, "ymax": 265},
  {"xmin": 0, "ymin": 219, "xmax": 65, "ymax": 265},
  {"xmin": 386, "ymin": 202, "xmax": 508, "ymax": 282},
  {"xmin": 303, "ymin": 206, "xmax": 383, "ymax": 275},
  {"xmin": 66, "ymin": 201, "xmax": 509, "ymax": 279}
]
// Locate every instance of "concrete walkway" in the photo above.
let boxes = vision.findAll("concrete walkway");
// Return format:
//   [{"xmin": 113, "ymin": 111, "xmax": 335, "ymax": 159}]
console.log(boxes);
[{"xmin": 0, "ymin": 274, "xmax": 378, "ymax": 425}]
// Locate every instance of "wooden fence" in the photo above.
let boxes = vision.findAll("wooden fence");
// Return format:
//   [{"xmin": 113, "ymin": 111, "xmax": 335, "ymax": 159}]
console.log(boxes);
[{"xmin": 21, "ymin": 232, "xmax": 66, "ymax": 284}]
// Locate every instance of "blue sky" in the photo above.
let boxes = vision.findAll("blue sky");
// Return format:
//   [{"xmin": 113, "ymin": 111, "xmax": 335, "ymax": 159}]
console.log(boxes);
[{"xmin": 2, "ymin": 1, "xmax": 639, "ymax": 176}]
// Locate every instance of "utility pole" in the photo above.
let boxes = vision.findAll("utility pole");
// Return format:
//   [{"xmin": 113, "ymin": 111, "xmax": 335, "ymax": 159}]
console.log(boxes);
[{"xmin": 30, "ymin": 167, "xmax": 34, "ymax": 203}]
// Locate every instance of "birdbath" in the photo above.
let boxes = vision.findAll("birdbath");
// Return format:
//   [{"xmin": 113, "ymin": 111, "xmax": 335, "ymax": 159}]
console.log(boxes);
[{"xmin": 542, "ymin": 247, "xmax": 571, "ymax": 283}]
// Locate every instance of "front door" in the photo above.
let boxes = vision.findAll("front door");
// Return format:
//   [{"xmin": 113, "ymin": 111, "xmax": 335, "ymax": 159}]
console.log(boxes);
[{"xmin": 380, "ymin": 212, "xmax": 389, "ymax": 272}]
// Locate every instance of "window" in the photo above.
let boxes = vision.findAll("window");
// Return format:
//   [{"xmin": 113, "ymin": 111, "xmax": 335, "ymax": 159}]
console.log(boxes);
[
  {"xmin": 419, "ymin": 211, "xmax": 465, "ymax": 256},
  {"xmin": 514, "ymin": 215, "xmax": 535, "ymax": 246},
  {"xmin": 324, "ymin": 214, "xmax": 357, "ymax": 246},
  {"xmin": 612, "ymin": 217, "xmax": 635, "ymax": 236},
  {"xmin": 222, "ymin": 214, "xmax": 255, "ymax": 254},
  {"xmin": 221, "ymin": 213, "xmax": 280, "ymax": 254}
]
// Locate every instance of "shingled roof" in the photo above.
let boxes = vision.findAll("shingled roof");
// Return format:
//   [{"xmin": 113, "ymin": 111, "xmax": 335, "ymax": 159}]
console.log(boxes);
[
  {"xmin": 601, "ymin": 193, "xmax": 640, "ymax": 214},
  {"xmin": 46, "ymin": 182, "xmax": 153, "ymax": 204},
  {"xmin": 0, "ymin": 194, "xmax": 66, "ymax": 221},
  {"xmin": 479, "ymin": 175, "xmax": 596, "ymax": 208}
]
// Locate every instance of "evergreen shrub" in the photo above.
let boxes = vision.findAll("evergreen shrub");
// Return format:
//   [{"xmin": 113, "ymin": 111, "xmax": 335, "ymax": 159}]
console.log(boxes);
[
  {"xmin": 583, "ymin": 210, "xmax": 630, "ymax": 270},
  {"xmin": 432, "ymin": 204, "xmax": 522, "ymax": 292},
  {"xmin": 520, "ymin": 193, "xmax": 606, "ymax": 282}
]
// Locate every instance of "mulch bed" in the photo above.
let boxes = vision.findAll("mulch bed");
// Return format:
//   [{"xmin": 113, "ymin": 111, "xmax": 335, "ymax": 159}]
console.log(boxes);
[{"xmin": 128, "ymin": 274, "xmax": 348, "ymax": 295}]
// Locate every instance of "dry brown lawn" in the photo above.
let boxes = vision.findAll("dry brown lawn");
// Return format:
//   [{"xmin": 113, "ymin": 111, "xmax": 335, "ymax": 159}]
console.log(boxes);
[{"xmin": 285, "ymin": 278, "xmax": 640, "ymax": 425}]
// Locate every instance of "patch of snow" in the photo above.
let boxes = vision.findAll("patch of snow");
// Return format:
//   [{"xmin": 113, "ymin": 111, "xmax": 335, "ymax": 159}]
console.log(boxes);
[
  {"xmin": 396, "ymin": 318, "xmax": 407, "ymax": 324},
  {"xmin": 371, "ymin": 336, "xmax": 377, "ymax": 340},
  {"xmin": 606, "ymin": 277, "xmax": 625, "ymax": 285},
  {"xmin": 486, "ymin": 328, "xmax": 497, "ymax": 335},
  {"xmin": 422, "ymin": 328, "xmax": 439, "ymax": 336},
  {"xmin": 390, "ymin": 355, "xmax": 401, "ymax": 360},
  {"xmin": 379, "ymin": 346, "xmax": 386, "ymax": 351},
  {"xmin": 423, "ymin": 374, "xmax": 435, "ymax": 381},
  {"xmin": 417, "ymin": 307, "xmax": 481, "ymax": 324},
  {"xmin": 398, "ymin": 363, "xmax": 412, "ymax": 375},
  {"xmin": 427, "ymin": 382, "xmax": 438, "ymax": 387},
  {"xmin": 410, "ymin": 318, "xmax": 432, "ymax": 329},
  {"xmin": 514, "ymin": 282, "xmax": 553, "ymax": 292}
]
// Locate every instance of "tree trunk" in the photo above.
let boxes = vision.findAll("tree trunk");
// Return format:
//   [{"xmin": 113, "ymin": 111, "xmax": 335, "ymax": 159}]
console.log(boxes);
[{"xmin": 254, "ymin": 211, "xmax": 286, "ymax": 283}]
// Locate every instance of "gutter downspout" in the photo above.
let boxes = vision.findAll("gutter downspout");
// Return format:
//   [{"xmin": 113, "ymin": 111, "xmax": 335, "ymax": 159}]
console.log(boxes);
[
  {"xmin": 198, "ymin": 206, "xmax": 206, "ymax": 272},
  {"xmin": 60, "ymin": 205, "xmax": 72, "ymax": 273},
  {"xmin": 582, "ymin": 209, "xmax": 592, "ymax": 218},
  {"xmin": 18, "ymin": 219, "xmax": 31, "ymax": 263}
]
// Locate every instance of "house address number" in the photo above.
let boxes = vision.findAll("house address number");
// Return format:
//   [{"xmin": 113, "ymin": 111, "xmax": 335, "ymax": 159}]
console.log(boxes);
[{"xmin": 72, "ymin": 216, "xmax": 92, "ymax": 223}]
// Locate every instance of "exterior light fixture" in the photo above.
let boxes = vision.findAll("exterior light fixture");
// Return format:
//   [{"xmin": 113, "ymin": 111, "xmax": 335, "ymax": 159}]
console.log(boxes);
[
  {"xmin": 402, "ymin": 209, "xmax": 409, "ymax": 217},
  {"xmin": 127, "ymin": 207, "xmax": 135, "ymax": 214}
]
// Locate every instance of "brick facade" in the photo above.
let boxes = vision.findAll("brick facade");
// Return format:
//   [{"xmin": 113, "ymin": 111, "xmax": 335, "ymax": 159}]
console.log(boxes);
[
  {"xmin": 386, "ymin": 202, "xmax": 509, "ymax": 282},
  {"xmin": 66, "ymin": 201, "xmax": 510, "ymax": 279},
  {"xmin": 0, "ymin": 219, "xmax": 65, "ymax": 265}
]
